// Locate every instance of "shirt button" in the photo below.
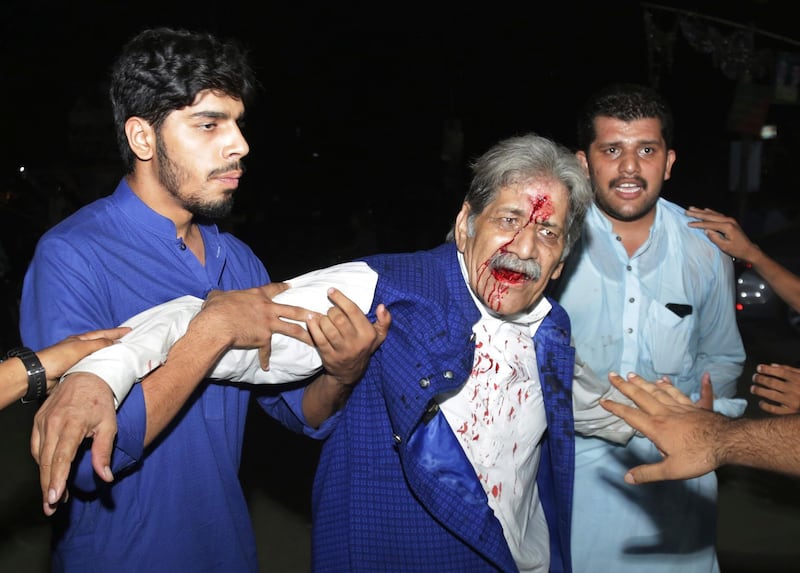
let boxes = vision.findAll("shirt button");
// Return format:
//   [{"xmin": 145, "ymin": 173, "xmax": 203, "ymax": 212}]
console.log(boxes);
[
  {"xmin": 419, "ymin": 377, "xmax": 430, "ymax": 388},
  {"xmin": 627, "ymin": 327, "xmax": 633, "ymax": 334},
  {"xmin": 628, "ymin": 297, "xmax": 635, "ymax": 303},
  {"xmin": 626, "ymin": 265, "xmax": 632, "ymax": 271},
  {"xmin": 443, "ymin": 370, "xmax": 454, "ymax": 379},
  {"xmin": 179, "ymin": 243, "xmax": 187, "ymax": 251},
  {"xmin": 616, "ymin": 235, "xmax": 622, "ymax": 242},
  {"xmin": 392, "ymin": 433, "xmax": 402, "ymax": 444}
]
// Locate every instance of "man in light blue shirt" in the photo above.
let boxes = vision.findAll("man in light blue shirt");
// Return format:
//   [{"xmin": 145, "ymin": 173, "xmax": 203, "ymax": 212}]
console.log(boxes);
[{"xmin": 551, "ymin": 83, "xmax": 746, "ymax": 572}]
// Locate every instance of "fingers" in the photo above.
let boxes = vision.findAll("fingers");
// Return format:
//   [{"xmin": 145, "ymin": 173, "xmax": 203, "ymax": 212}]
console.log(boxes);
[
  {"xmin": 372, "ymin": 304, "xmax": 392, "ymax": 348},
  {"xmin": 33, "ymin": 412, "xmax": 86, "ymax": 515},
  {"xmin": 756, "ymin": 362, "xmax": 800, "ymax": 379},
  {"xmin": 757, "ymin": 400, "xmax": 800, "ymax": 416},
  {"xmin": 75, "ymin": 326, "xmax": 132, "ymax": 341},
  {"xmin": 258, "ymin": 281, "xmax": 290, "ymax": 300},
  {"xmin": 258, "ymin": 339, "xmax": 273, "ymax": 371},
  {"xmin": 90, "ymin": 427, "xmax": 116, "ymax": 485},
  {"xmin": 606, "ymin": 372, "xmax": 663, "ymax": 410},
  {"xmin": 272, "ymin": 310, "xmax": 315, "ymax": 347},
  {"xmin": 600, "ymin": 397, "xmax": 648, "ymax": 427},
  {"xmin": 696, "ymin": 372, "xmax": 714, "ymax": 410},
  {"xmin": 685, "ymin": 206, "xmax": 725, "ymax": 221},
  {"xmin": 306, "ymin": 289, "xmax": 388, "ymax": 386},
  {"xmin": 607, "ymin": 371, "xmax": 695, "ymax": 409},
  {"xmin": 317, "ymin": 288, "xmax": 363, "ymax": 345},
  {"xmin": 30, "ymin": 374, "xmax": 118, "ymax": 515},
  {"xmin": 751, "ymin": 363, "xmax": 800, "ymax": 414},
  {"xmin": 624, "ymin": 461, "xmax": 671, "ymax": 485}
]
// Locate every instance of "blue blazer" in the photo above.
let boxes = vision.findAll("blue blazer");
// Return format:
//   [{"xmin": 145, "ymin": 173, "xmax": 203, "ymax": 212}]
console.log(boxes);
[{"xmin": 311, "ymin": 242, "xmax": 575, "ymax": 572}]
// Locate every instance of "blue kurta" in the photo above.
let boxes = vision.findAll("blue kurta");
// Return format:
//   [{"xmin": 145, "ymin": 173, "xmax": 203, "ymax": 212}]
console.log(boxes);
[
  {"xmin": 552, "ymin": 198, "xmax": 746, "ymax": 572},
  {"xmin": 20, "ymin": 179, "xmax": 316, "ymax": 573},
  {"xmin": 312, "ymin": 242, "xmax": 577, "ymax": 572}
]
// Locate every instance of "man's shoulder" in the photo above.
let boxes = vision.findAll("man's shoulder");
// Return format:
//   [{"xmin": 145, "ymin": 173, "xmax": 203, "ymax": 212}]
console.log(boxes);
[
  {"xmin": 658, "ymin": 198, "xmax": 713, "ymax": 241},
  {"xmin": 39, "ymin": 196, "xmax": 115, "ymax": 243},
  {"xmin": 362, "ymin": 243, "xmax": 454, "ymax": 277},
  {"xmin": 362, "ymin": 243, "xmax": 471, "ymax": 314}
]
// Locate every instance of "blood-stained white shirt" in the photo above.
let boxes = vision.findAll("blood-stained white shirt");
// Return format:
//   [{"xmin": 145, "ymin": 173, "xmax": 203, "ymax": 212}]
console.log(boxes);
[{"xmin": 439, "ymin": 254, "xmax": 551, "ymax": 572}]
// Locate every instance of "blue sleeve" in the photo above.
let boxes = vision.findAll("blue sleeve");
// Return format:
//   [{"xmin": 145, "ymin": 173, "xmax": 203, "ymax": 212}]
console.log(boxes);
[
  {"xmin": 693, "ymin": 248, "xmax": 746, "ymax": 398},
  {"xmin": 255, "ymin": 386, "xmax": 340, "ymax": 440},
  {"xmin": 21, "ymin": 234, "xmax": 148, "ymax": 492}
]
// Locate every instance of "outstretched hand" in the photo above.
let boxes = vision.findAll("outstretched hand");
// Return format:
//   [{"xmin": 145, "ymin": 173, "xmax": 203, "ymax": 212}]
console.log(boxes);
[{"xmin": 600, "ymin": 372, "xmax": 728, "ymax": 484}]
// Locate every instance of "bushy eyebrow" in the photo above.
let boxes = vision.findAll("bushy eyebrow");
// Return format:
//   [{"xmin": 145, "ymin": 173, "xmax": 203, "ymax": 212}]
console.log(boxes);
[
  {"xmin": 540, "ymin": 219, "xmax": 563, "ymax": 232},
  {"xmin": 499, "ymin": 205, "xmax": 563, "ymax": 232},
  {"xmin": 188, "ymin": 110, "xmax": 229, "ymax": 120},
  {"xmin": 596, "ymin": 138, "xmax": 662, "ymax": 148}
]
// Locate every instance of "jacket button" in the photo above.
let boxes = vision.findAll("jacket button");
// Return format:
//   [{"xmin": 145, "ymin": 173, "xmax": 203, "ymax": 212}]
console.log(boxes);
[
  {"xmin": 392, "ymin": 433, "xmax": 402, "ymax": 444},
  {"xmin": 443, "ymin": 370, "xmax": 454, "ymax": 379},
  {"xmin": 419, "ymin": 377, "xmax": 430, "ymax": 388}
]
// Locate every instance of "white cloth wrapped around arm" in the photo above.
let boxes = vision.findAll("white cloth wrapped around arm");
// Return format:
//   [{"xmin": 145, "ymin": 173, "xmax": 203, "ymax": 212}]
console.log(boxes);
[
  {"xmin": 63, "ymin": 261, "xmax": 378, "ymax": 408},
  {"xmin": 572, "ymin": 352, "xmax": 639, "ymax": 445}
]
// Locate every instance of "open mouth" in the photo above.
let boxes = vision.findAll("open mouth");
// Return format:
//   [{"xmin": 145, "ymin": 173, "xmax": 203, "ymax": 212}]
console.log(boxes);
[{"xmin": 491, "ymin": 267, "xmax": 530, "ymax": 284}]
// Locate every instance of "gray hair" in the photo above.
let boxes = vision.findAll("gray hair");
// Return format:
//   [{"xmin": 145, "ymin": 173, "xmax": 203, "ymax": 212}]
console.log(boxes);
[{"xmin": 446, "ymin": 133, "xmax": 592, "ymax": 261}]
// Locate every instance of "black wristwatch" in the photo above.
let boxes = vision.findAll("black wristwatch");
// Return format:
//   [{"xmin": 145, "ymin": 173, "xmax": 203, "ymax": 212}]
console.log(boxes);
[{"xmin": 7, "ymin": 346, "xmax": 47, "ymax": 403}]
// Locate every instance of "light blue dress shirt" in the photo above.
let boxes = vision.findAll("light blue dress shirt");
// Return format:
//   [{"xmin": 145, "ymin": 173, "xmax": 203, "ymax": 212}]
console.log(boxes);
[{"xmin": 552, "ymin": 197, "xmax": 746, "ymax": 573}]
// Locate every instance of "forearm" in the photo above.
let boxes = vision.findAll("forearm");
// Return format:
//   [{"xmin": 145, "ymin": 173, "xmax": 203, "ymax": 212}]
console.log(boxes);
[
  {"xmin": 0, "ymin": 358, "xmax": 28, "ymax": 409},
  {"xmin": 300, "ymin": 373, "xmax": 354, "ymax": 428},
  {"xmin": 141, "ymin": 313, "xmax": 231, "ymax": 445},
  {"xmin": 719, "ymin": 415, "xmax": 800, "ymax": 477},
  {"xmin": 572, "ymin": 355, "xmax": 638, "ymax": 444},
  {"xmin": 747, "ymin": 248, "xmax": 800, "ymax": 314}
]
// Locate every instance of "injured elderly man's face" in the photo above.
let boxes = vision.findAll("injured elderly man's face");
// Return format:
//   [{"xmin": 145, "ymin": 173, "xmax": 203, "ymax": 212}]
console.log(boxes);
[{"xmin": 454, "ymin": 176, "xmax": 568, "ymax": 317}]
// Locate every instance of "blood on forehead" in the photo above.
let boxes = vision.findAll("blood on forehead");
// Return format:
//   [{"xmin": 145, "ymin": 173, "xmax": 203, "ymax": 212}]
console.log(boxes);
[{"xmin": 529, "ymin": 194, "xmax": 554, "ymax": 224}]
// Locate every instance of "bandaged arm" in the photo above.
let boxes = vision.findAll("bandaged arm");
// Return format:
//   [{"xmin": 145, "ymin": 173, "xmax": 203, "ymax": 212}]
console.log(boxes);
[
  {"xmin": 63, "ymin": 261, "xmax": 378, "ymax": 408},
  {"xmin": 572, "ymin": 352, "xmax": 639, "ymax": 445}
]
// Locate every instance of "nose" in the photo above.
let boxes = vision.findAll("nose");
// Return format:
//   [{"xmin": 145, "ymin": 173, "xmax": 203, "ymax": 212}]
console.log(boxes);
[
  {"xmin": 504, "ymin": 224, "xmax": 539, "ymax": 261},
  {"xmin": 618, "ymin": 149, "xmax": 639, "ymax": 175},
  {"xmin": 224, "ymin": 124, "xmax": 250, "ymax": 160}
]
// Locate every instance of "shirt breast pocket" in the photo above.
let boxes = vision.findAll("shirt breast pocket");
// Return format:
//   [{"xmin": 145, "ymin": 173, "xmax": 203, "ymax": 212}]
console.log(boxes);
[{"xmin": 644, "ymin": 300, "xmax": 695, "ymax": 376}]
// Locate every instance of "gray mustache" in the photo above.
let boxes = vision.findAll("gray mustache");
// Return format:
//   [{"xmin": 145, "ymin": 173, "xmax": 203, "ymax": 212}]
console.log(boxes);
[{"xmin": 490, "ymin": 252, "xmax": 541, "ymax": 281}]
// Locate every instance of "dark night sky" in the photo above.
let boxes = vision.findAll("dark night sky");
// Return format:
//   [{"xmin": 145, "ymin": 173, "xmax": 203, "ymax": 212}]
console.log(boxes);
[{"xmin": 3, "ymin": 1, "xmax": 798, "ymax": 275}]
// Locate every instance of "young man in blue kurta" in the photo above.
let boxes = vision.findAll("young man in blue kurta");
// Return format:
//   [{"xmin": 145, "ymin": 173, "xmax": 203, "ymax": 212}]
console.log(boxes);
[{"xmin": 20, "ymin": 27, "xmax": 387, "ymax": 573}]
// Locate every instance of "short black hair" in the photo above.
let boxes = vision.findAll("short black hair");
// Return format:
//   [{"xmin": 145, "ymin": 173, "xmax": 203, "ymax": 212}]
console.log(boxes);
[
  {"xmin": 110, "ymin": 27, "xmax": 259, "ymax": 173},
  {"xmin": 576, "ymin": 83, "xmax": 674, "ymax": 152}
]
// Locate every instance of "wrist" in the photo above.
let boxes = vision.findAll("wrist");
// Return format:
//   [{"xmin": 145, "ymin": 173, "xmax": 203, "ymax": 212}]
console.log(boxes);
[
  {"xmin": 7, "ymin": 346, "xmax": 47, "ymax": 403},
  {"xmin": 742, "ymin": 244, "xmax": 765, "ymax": 266}
]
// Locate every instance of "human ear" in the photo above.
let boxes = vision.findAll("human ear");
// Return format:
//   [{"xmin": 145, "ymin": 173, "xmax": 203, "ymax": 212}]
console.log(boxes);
[
  {"xmin": 125, "ymin": 117, "xmax": 155, "ymax": 161},
  {"xmin": 663, "ymin": 149, "xmax": 676, "ymax": 181},
  {"xmin": 549, "ymin": 260, "xmax": 565, "ymax": 281},
  {"xmin": 575, "ymin": 151, "xmax": 589, "ymax": 177},
  {"xmin": 454, "ymin": 202, "xmax": 472, "ymax": 251}
]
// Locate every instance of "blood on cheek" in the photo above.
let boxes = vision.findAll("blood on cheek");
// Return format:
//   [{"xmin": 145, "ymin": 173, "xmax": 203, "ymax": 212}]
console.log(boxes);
[{"xmin": 476, "ymin": 194, "xmax": 554, "ymax": 312}]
